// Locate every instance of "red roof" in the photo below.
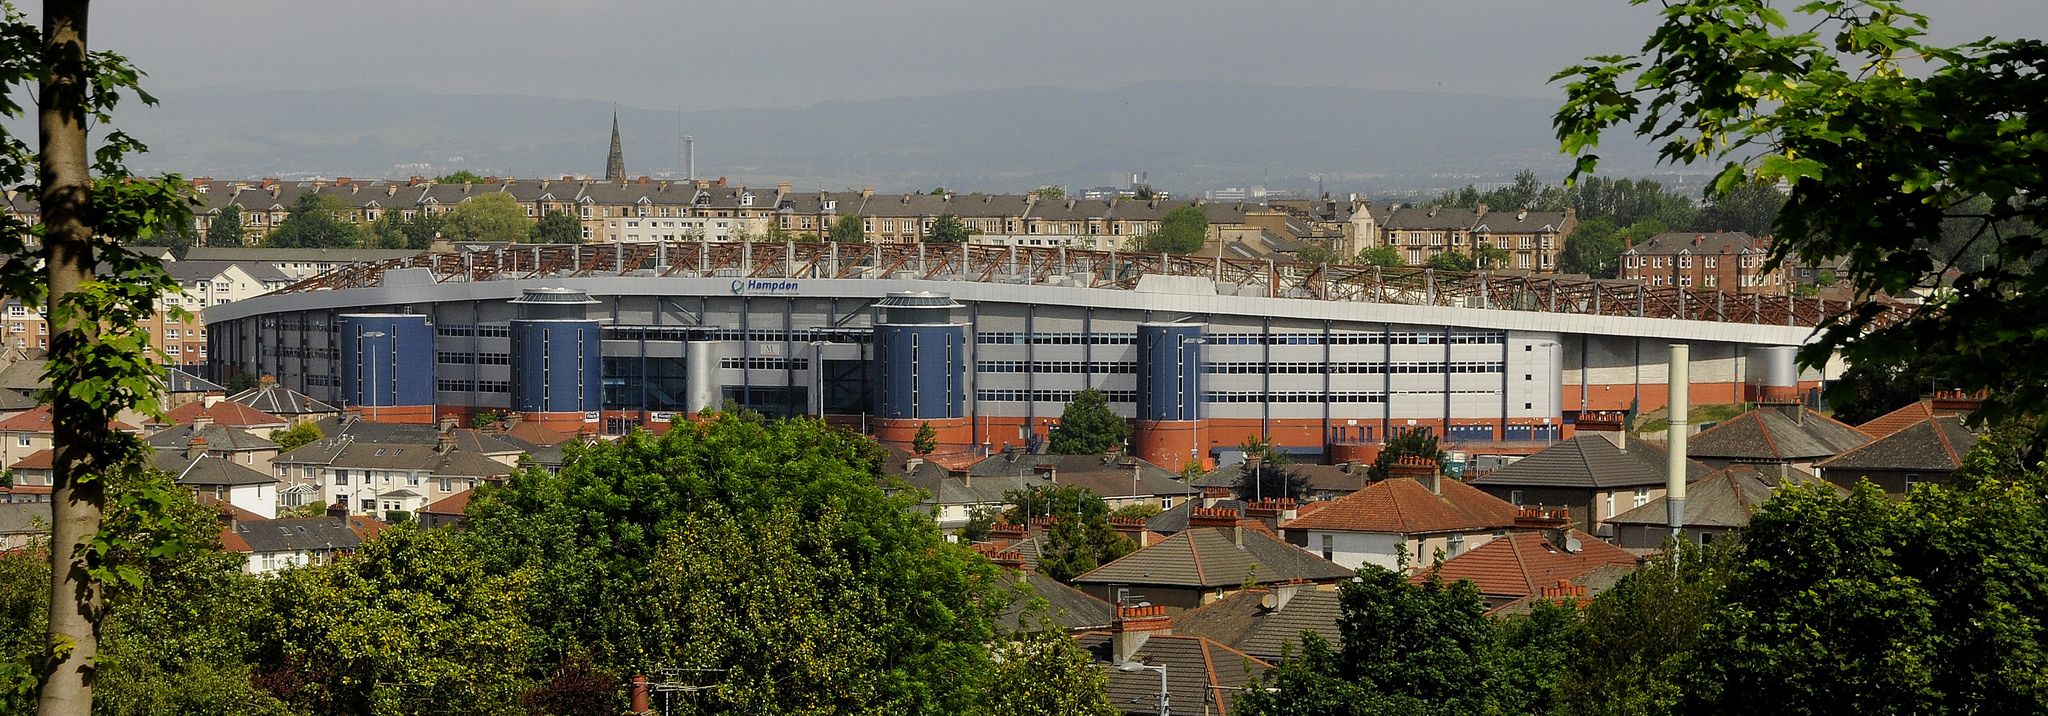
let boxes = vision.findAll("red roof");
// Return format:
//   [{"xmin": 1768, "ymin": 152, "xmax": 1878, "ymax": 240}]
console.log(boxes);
[
  {"xmin": 1281, "ymin": 477, "xmax": 1517, "ymax": 535},
  {"xmin": 195, "ymin": 494, "xmax": 267, "ymax": 524},
  {"xmin": 1857, "ymin": 398, "xmax": 1970, "ymax": 440},
  {"xmin": 0, "ymin": 405, "xmax": 139, "ymax": 433},
  {"xmin": 420, "ymin": 489, "xmax": 474, "ymax": 515},
  {"xmin": 1416, "ymin": 530, "xmax": 1636, "ymax": 600},
  {"xmin": 163, "ymin": 400, "xmax": 289, "ymax": 428},
  {"xmin": 7, "ymin": 448, "xmax": 52, "ymax": 471},
  {"xmin": 346, "ymin": 515, "xmax": 387, "ymax": 541},
  {"xmin": 218, "ymin": 526, "xmax": 252, "ymax": 553}
]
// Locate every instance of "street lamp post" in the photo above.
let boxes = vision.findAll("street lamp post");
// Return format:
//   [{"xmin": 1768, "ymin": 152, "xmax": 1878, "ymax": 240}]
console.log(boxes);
[
  {"xmin": 1119, "ymin": 661, "xmax": 1169, "ymax": 716},
  {"xmin": 360, "ymin": 330, "xmax": 387, "ymax": 422},
  {"xmin": 1179, "ymin": 336, "xmax": 1204, "ymax": 471}
]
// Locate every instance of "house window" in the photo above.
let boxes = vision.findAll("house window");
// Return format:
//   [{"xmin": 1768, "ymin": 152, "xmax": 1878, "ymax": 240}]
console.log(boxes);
[
  {"xmin": 1633, "ymin": 487, "xmax": 1650, "ymax": 508},
  {"xmin": 1320, "ymin": 534, "xmax": 1334, "ymax": 560},
  {"xmin": 1447, "ymin": 533, "xmax": 1466, "ymax": 557},
  {"xmin": 1509, "ymin": 490, "xmax": 1524, "ymax": 506},
  {"xmin": 406, "ymin": 474, "xmax": 421, "ymax": 487},
  {"xmin": 1159, "ymin": 496, "xmax": 1173, "ymax": 509},
  {"xmin": 439, "ymin": 477, "xmax": 452, "ymax": 492},
  {"xmin": 1114, "ymin": 587, "xmax": 1131, "ymax": 605},
  {"xmin": 334, "ymin": 472, "xmax": 348, "ymax": 486},
  {"xmin": 1604, "ymin": 492, "xmax": 1615, "ymax": 518},
  {"xmin": 15, "ymin": 436, "xmax": 28, "ymax": 447}
]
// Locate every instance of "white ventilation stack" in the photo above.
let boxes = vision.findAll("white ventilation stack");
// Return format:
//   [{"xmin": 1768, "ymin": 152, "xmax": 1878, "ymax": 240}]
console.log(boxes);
[
  {"xmin": 1666, "ymin": 343, "xmax": 1689, "ymax": 543},
  {"xmin": 684, "ymin": 135, "xmax": 695, "ymax": 181}
]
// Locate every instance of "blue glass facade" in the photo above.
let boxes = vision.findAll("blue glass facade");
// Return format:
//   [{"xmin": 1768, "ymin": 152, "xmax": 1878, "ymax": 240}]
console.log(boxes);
[
  {"xmin": 1137, "ymin": 323, "xmax": 1205, "ymax": 421},
  {"xmin": 873, "ymin": 324, "xmax": 965, "ymax": 420},
  {"xmin": 338, "ymin": 314, "xmax": 435, "ymax": 409},
  {"xmin": 510, "ymin": 319, "xmax": 603, "ymax": 414}
]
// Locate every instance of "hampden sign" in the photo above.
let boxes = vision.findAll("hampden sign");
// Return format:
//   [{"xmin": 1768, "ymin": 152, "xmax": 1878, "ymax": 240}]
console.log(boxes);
[{"xmin": 731, "ymin": 278, "xmax": 801, "ymax": 294}]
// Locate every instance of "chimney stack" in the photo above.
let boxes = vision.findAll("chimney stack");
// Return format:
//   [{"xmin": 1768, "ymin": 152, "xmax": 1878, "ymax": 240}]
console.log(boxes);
[
  {"xmin": 1576, "ymin": 411, "xmax": 1627, "ymax": 451},
  {"xmin": 326, "ymin": 501, "xmax": 349, "ymax": 520},
  {"xmin": 1111, "ymin": 604, "xmax": 1172, "ymax": 665},
  {"xmin": 185, "ymin": 435, "xmax": 209, "ymax": 461},
  {"xmin": 1388, "ymin": 454, "xmax": 1440, "ymax": 494},
  {"xmin": 1261, "ymin": 579, "xmax": 1307, "ymax": 612},
  {"xmin": 191, "ymin": 413, "xmax": 215, "ymax": 430},
  {"xmin": 1109, "ymin": 517, "xmax": 1152, "ymax": 547}
]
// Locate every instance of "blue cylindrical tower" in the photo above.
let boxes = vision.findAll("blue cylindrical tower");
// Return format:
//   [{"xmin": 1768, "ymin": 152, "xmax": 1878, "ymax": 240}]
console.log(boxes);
[
  {"xmin": 508, "ymin": 288, "xmax": 603, "ymax": 421},
  {"xmin": 338, "ymin": 313, "xmax": 434, "ymax": 415},
  {"xmin": 1137, "ymin": 323, "xmax": 1205, "ymax": 421},
  {"xmin": 873, "ymin": 291, "xmax": 966, "ymax": 421}
]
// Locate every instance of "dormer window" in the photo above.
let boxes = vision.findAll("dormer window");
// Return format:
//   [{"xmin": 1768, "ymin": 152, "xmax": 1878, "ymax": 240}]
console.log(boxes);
[
  {"xmin": 739, "ymin": 194, "xmax": 754, "ymax": 207},
  {"xmin": 823, "ymin": 200, "xmax": 837, "ymax": 211}
]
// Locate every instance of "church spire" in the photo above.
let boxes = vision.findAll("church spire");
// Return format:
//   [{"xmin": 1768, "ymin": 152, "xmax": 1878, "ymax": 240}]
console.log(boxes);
[{"xmin": 605, "ymin": 107, "xmax": 626, "ymax": 182}]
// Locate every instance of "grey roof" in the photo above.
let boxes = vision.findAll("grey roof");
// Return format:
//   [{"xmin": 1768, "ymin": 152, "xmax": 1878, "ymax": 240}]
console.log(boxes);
[
  {"xmin": 1686, "ymin": 406, "xmax": 1870, "ymax": 462},
  {"xmin": 276, "ymin": 438, "xmax": 512, "ymax": 479},
  {"xmin": 165, "ymin": 260, "xmax": 255, "ymax": 283},
  {"xmin": 1144, "ymin": 499, "xmax": 1245, "ymax": 535},
  {"xmin": 164, "ymin": 367, "xmax": 226, "ymax": 394},
  {"xmin": 1624, "ymin": 231, "xmax": 1762, "ymax": 256},
  {"xmin": 1074, "ymin": 526, "xmax": 1351, "ymax": 589},
  {"xmin": 1606, "ymin": 464, "xmax": 1832, "ymax": 528},
  {"xmin": 309, "ymin": 416, "xmax": 525, "ymax": 455},
  {"xmin": 146, "ymin": 424, "xmax": 277, "ymax": 452},
  {"xmin": 997, "ymin": 572, "xmax": 1115, "ymax": 633},
  {"xmin": 967, "ymin": 453, "xmax": 1195, "ymax": 500},
  {"xmin": 227, "ymin": 383, "xmax": 338, "ymax": 416},
  {"xmin": 182, "ymin": 247, "xmax": 420, "ymax": 264},
  {"xmin": 1075, "ymin": 632, "xmax": 1268, "ymax": 715},
  {"xmin": 0, "ymin": 389, "xmax": 35, "ymax": 412},
  {"xmin": 1384, "ymin": 205, "xmax": 1480, "ymax": 231},
  {"xmin": 153, "ymin": 451, "xmax": 277, "ymax": 487},
  {"xmin": 1171, "ymin": 587, "xmax": 1344, "ymax": 663},
  {"xmin": 1472, "ymin": 209, "xmax": 1573, "ymax": 234},
  {"xmin": 904, "ymin": 473, "xmax": 1047, "ymax": 509},
  {"xmin": 1818, "ymin": 415, "xmax": 1977, "ymax": 473},
  {"xmin": 0, "ymin": 358, "xmax": 47, "ymax": 392},
  {"xmin": 231, "ymin": 516, "xmax": 360, "ymax": 554},
  {"xmin": 1467, "ymin": 435, "xmax": 1714, "ymax": 489},
  {"xmin": 0, "ymin": 501, "xmax": 48, "ymax": 534}
]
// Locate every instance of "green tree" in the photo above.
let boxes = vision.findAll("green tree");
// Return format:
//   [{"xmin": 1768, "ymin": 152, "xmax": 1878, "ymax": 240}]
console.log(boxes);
[
  {"xmin": 269, "ymin": 422, "xmax": 322, "ymax": 453},
  {"xmin": 1558, "ymin": 217, "xmax": 1624, "ymax": 277},
  {"xmin": 1356, "ymin": 245, "xmax": 1405, "ymax": 267},
  {"xmin": 266, "ymin": 192, "xmax": 358, "ymax": 248},
  {"xmin": 961, "ymin": 506, "xmax": 1000, "ymax": 543},
  {"xmin": 1132, "ymin": 184, "xmax": 1158, "ymax": 201},
  {"xmin": 1047, "ymin": 388, "xmax": 1132, "ymax": 455},
  {"xmin": 530, "ymin": 210, "xmax": 581, "ymax": 244},
  {"xmin": 252, "ymin": 524, "xmax": 535, "ymax": 714},
  {"xmin": 1000, "ymin": 484, "xmax": 1133, "ymax": 583},
  {"xmin": 1472, "ymin": 245, "xmax": 1512, "ymax": 271},
  {"xmin": 436, "ymin": 170, "xmax": 485, "ymax": 184},
  {"xmin": 1107, "ymin": 503, "xmax": 1162, "ymax": 521},
  {"xmin": 441, "ymin": 192, "xmax": 530, "ymax": 243},
  {"xmin": 1424, "ymin": 251, "xmax": 1474, "ymax": 272},
  {"xmin": 927, "ymin": 213, "xmax": 974, "ymax": 243},
  {"xmin": 912, "ymin": 421, "xmax": 938, "ymax": 455},
  {"xmin": 828, "ymin": 213, "xmax": 865, "ymax": 243},
  {"xmin": 1368, "ymin": 428, "xmax": 1446, "ymax": 481},
  {"xmin": 1294, "ymin": 243, "xmax": 1340, "ymax": 264},
  {"xmin": 461, "ymin": 416, "xmax": 1005, "ymax": 712},
  {"xmin": 1556, "ymin": 0, "xmax": 2048, "ymax": 431},
  {"xmin": 1140, "ymin": 205, "xmax": 1208, "ymax": 254},
  {"xmin": 1232, "ymin": 437, "xmax": 1309, "ymax": 502},
  {"xmin": 1033, "ymin": 185, "xmax": 1065, "ymax": 201},
  {"xmin": 1237, "ymin": 567, "xmax": 1498, "ymax": 715},
  {"xmin": 1699, "ymin": 180, "xmax": 1787, "ymax": 236},
  {"xmin": 207, "ymin": 205, "xmax": 245, "ymax": 247},
  {"xmin": 985, "ymin": 625, "xmax": 1117, "ymax": 716},
  {"xmin": 363, "ymin": 212, "xmax": 409, "ymax": 249},
  {"xmin": 1552, "ymin": 542, "xmax": 1727, "ymax": 716}
]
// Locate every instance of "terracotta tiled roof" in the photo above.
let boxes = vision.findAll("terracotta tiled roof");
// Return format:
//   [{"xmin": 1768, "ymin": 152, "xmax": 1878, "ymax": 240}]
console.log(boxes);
[
  {"xmin": 163, "ymin": 400, "xmax": 289, "ymax": 428},
  {"xmin": 1417, "ymin": 530, "xmax": 1636, "ymax": 601},
  {"xmin": 1280, "ymin": 477, "xmax": 1516, "ymax": 535},
  {"xmin": 419, "ymin": 489, "xmax": 474, "ymax": 516},
  {"xmin": 0, "ymin": 405, "xmax": 138, "ymax": 433},
  {"xmin": 7, "ymin": 448, "xmax": 52, "ymax": 471},
  {"xmin": 217, "ymin": 527, "xmax": 252, "ymax": 553},
  {"xmin": 1856, "ymin": 394, "xmax": 1981, "ymax": 440}
]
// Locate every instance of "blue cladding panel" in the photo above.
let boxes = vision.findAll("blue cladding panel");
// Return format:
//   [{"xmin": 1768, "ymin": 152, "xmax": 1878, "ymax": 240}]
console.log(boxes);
[
  {"xmin": 339, "ymin": 315, "xmax": 434, "ymax": 408},
  {"xmin": 1137, "ymin": 324, "xmax": 1204, "ymax": 421},
  {"xmin": 510, "ymin": 320, "xmax": 603, "ymax": 413},
  {"xmin": 874, "ymin": 324, "xmax": 964, "ymax": 420}
]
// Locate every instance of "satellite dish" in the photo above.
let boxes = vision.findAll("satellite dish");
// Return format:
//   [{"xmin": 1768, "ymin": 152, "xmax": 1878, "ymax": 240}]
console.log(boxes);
[
  {"xmin": 1564, "ymin": 537, "xmax": 1583, "ymax": 553},
  {"xmin": 1259, "ymin": 593, "xmax": 1278, "ymax": 610}
]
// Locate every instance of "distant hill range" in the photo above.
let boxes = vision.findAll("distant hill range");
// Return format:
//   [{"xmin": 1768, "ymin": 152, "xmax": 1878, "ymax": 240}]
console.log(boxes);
[{"xmin": 116, "ymin": 81, "xmax": 1665, "ymax": 193}]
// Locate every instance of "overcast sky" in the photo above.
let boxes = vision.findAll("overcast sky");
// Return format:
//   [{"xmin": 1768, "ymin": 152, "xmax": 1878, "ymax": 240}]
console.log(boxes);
[{"xmin": 41, "ymin": 0, "xmax": 2048, "ymax": 112}]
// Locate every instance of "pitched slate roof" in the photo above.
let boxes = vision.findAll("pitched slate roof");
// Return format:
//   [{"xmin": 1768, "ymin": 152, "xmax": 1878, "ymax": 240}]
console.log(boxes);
[
  {"xmin": 152, "ymin": 451, "xmax": 277, "ymax": 487},
  {"xmin": 1073, "ymin": 526, "xmax": 1351, "ymax": 589},
  {"xmin": 0, "ymin": 501, "xmax": 48, "ymax": 534},
  {"xmin": 310, "ymin": 416, "xmax": 524, "ymax": 455},
  {"xmin": 164, "ymin": 368, "xmax": 225, "ymax": 394},
  {"xmin": 1280, "ymin": 477, "xmax": 1517, "ymax": 535},
  {"xmin": 1170, "ymin": 587, "xmax": 1344, "ymax": 663},
  {"xmin": 1686, "ymin": 406, "xmax": 1869, "ymax": 462},
  {"xmin": 1606, "ymin": 464, "xmax": 1830, "ymax": 528},
  {"xmin": 1145, "ymin": 499, "xmax": 1244, "ymax": 535},
  {"xmin": 1384, "ymin": 205, "xmax": 1480, "ymax": 231},
  {"xmin": 1624, "ymin": 231, "xmax": 1762, "ymax": 256},
  {"xmin": 145, "ymin": 424, "xmax": 278, "ymax": 452},
  {"xmin": 1467, "ymin": 435, "xmax": 1712, "ymax": 489},
  {"xmin": 1818, "ymin": 415, "xmax": 1978, "ymax": 473},
  {"xmin": 227, "ymin": 383, "xmax": 338, "ymax": 416},
  {"xmin": 231, "ymin": 516, "xmax": 360, "ymax": 554},
  {"xmin": 1075, "ymin": 632, "xmax": 1268, "ymax": 716},
  {"xmin": 162, "ymin": 399, "xmax": 290, "ymax": 428},
  {"xmin": 997, "ymin": 572, "xmax": 1116, "ymax": 633},
  {"xmin": 966, "ymin": 453, "xmax": 1196, "ymax": 500},
  {"xmin": 1418, "ymin": 530, "xmax": 1637, "ymax": 600}
]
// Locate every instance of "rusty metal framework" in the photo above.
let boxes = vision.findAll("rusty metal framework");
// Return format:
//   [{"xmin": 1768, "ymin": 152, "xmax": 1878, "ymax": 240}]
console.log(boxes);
[{"xmin": 281, "ymin": 241, "xmax": 1881, "ymax": 328}]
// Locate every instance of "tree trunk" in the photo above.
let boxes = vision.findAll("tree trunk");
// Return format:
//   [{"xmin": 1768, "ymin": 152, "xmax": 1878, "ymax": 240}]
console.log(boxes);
[{"xmin": 37, "ymin": 2, "xmax": 100, "ymax": 714}]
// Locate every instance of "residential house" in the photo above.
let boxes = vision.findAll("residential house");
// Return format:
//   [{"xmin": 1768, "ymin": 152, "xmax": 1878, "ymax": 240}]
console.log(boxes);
[
  {"xmin": 1073, "ymin": 507, "xmax": 1351, "ymax": 612},
  {"xmin": 160, "ymin": 396, "xmax": 291, "ymax": 431},
  {"xmin": 1470, "ymin": 208, "xmax": 1575, "ymax": 272},
  {"xmin": 1417, "ymin": 529, "xmax": 1638, "ymax": 609},
  {"xmin": 1466, "ymin": 412, "xmax": 1713, "ymax": 535},
  {"xmin": 1379, "ymin": 205, "xmax": 1480, "ymax": 267},
  {"xmin": 1855, "ymin": 390, "xmax": 1981, "ymax": 439},
  {"xmin": 1685, "ymin": 403, "xmax": 1869, "ymax": 473},
  {"xmin": 1605, "ymin": 463, "xmax": 1841, "ymax": 550},
  {"xmin": 966, "ymin": 452, "xmax": 1197, "ymax": 512},
  {"xmin": 1620, "ymin": 231, "xmax": 1791, "ymax": 292},
  {"xmin": 1277, "ymin": 455, "xmax": 1521, "ymax": 570},
  {"xmin": 224, "ymin": 512, "xmax": 371, "ymax": 574},
  {"xmin": 418, "ymin": 489, "xmax": 475, "ymax": 530},
  {"xmin": 226, "ymin": 376, "xmax": 341, "ymax": 423},
  {"xmin": 1816, "ymin": 415, "xmax": 1979, "ymax": 497},
  {"xmin": 0, "ymin": 502, "xmax": 46, "ymax": 549},
  {"xmin": 985, "ymin": 548, "xmax": 1116, "ymax": 633},
  {"xmin": 144, "ymin": 418, "xmax": 282, "ymax": 480},
  {"xmin": 1077, "ymin": 604, "xmax": 1270, "ymax": 716},
  {"xmin": 276, "ymin": 432, "xmax": 515, "ymax": 520},
  {"xmin": 0, "ymin": 405, "xmax": 141, "ymax": 483},
  {"xmin": 1169, "ymin": 581, "xmax": 1343, "ymax": 664},
  {"xmin": 153, "ymin": 436, "xmax": 278, "ymax": 519}
]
